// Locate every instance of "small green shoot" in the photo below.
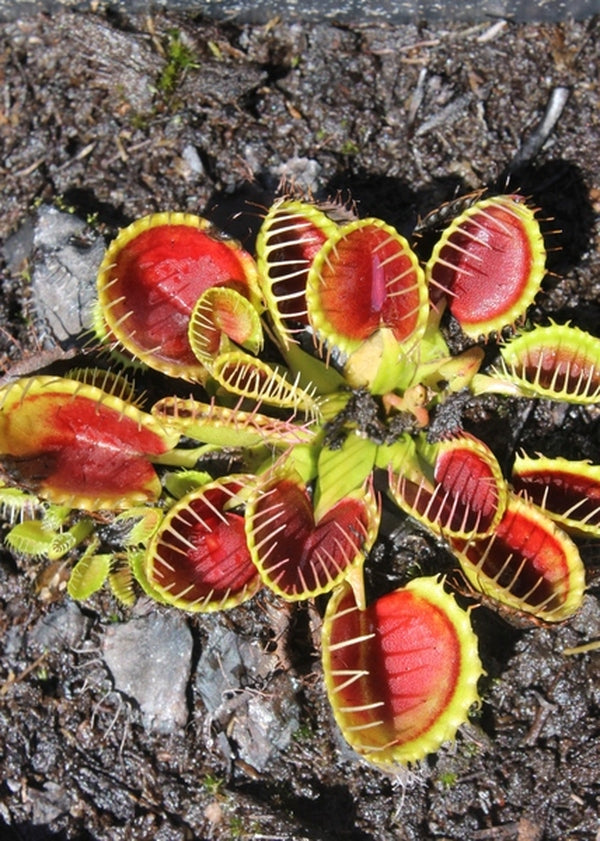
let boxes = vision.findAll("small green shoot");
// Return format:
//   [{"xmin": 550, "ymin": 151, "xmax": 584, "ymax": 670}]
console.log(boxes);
[{"xmin": 158, "ymin": 29, "xmax": 199, "ymax": 95}]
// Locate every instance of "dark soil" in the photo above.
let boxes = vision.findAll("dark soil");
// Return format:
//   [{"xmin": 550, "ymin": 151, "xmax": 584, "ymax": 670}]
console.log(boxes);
[{"xmin": 1, "ymin": 8, "xmax": 600, "ymax": 841}]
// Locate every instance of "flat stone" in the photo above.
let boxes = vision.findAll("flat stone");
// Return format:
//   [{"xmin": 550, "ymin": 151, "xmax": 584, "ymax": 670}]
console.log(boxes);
[
  {"xmin": 30, "ymin": 205, "xmax": 104, "ymax": 343},
  {"xmin": 102, "ymin": 611, "xmax": 193, "ymax": 734},
  {"xmin": 29, "ymin": 781, "xmax": 72, "ymax": 825},
  {"xmin": 3, "ymin": 205, "xmax": 104, "ymax": 346},
  {"xmin": 228, "ymin": 671, "xmax": 300, "ymax": 771},
  {"xmin": 196, "ymin": 618, "xmax": 300, "ymax": 771},
  {"xmin": 272, "ymin": 156, "xmax": 322, "ymax": 196}
]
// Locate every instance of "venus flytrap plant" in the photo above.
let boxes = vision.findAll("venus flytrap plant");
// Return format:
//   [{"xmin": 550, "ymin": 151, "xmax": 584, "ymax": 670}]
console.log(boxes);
[
  {"xmin": 388, "ymin": 432, "xmax": 508, "ymax": 540},
  {"xmin": 245, "ymin": 464, "xmax": 379, "ymax": 605},
  {"xmin": 0, "ymin": 484, "xmax": 42, "ymax": 523},
  {"xmin": 424, "ymin": 194, "xmax": 547, "ymax": 339},
  {"xmin": 255, "ymin": 198, "xmax": 338, "ymax": 349},
  {"xmin": 305, "ymin": 216, "xmax": 429, "ymax": 383},
  {"xmin": 67, "ymin": 540, "xmax": 113, "ymax": 601},
  {"xmin": 322, "ymin": 575, "xmax": 482, "ymax": 768},
  {"xmin": 448, "ymin": 494, "xmax": 586, "ymax": 623},
  {"xmin": 0, "ymin": 188, "xmax": 597, "ymax": 771},
  {"xmin": 145, "ymin": 475, "xmax": 263, "ymax": 612},
  {"xmin": 7, "ymin": 511, "xmax": 95, "ymax": 564}
]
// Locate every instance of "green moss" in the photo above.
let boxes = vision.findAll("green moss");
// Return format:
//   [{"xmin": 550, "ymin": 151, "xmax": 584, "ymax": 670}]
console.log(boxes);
[
  {"xmin": 339, "ymin": 139, "xmax": 360, "ymax": 156},
  {"xmin": 202, "ymin": 773, "xmax": 224, "ymax": 796},
  {"xmin": 229, "ymin": 814, "xmax": 245, "ymax": 838},
  {"xmin": 461, "ymin": 740, "xmax": 481, "ymax": 758},
  {"xmin": 157, "ymin": 29, "xmax": 199, "ymax": 96},
  {"xmin": 292, "ymin": 720, "xmax": 315, "ymax": 742},
  {"xmin": 437, "ymin": 771, "xmax": 458, "ymax": 789}
]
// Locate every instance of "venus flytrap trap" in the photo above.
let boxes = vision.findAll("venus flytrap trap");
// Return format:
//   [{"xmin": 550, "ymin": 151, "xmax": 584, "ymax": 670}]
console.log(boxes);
[
  {"xmin": 471, "ymin": 322, "xmax": 600, "ymax": 403},
  {"xmin": 511, "ymin": 453, "xmax": 600, "ymax": 537},
  {"xmin": 321, "ymin": 575, "xmax": 482, "ymax": 767},
  {"xmin": 0, "ymin": 374, "xmax": 179, "ymax": 510},
  {"xmin": 145, "ymin": 475, "xmax": 263, "ymax": 612},
  {"xmin": 95, "ymin": 211, "xmax": 261, "ymax": 381},
  {"xmin": 448, "ymin": 494, "xmax": 585, "ymax": 623},
  {"xmin": 424, "ymin": 194, "xmax": 547, "ymax": 338},
  {"xmin": 0, "ymin": 188, "xmax": 597, "ymax": 770},
  {"xmin": 388, "ymin": 432, "xmax": 507, "ymax": 539}
]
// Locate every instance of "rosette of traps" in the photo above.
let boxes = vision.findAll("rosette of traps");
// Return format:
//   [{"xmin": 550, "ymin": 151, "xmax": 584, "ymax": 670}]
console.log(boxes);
[{"xmin": 0, "ymin": 188, "xmax": 596, "ymax": 770}]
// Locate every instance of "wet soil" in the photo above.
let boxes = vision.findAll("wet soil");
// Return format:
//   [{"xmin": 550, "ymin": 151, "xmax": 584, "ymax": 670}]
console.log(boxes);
[{"xmin": 1, "ymin": 8, "xmax": 600, "ymax": 841}]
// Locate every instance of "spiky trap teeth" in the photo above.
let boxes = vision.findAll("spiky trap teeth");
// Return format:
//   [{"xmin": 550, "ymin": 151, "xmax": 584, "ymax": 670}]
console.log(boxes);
[
  {"xmin": 0, "ymin": 375, "xmax": 178, "ymax": 510},
  {"xmin": 96, "ymin": 212, "xmax": 259, "ymax": 381},
  {"xmin": 425, "ymin": 194, "xmax": 546, "ymax": 338},
  {"xmin": 0, "ymin": 185, "xmax": 596, "ymax": 771},
  {"xmin": 146, "ymin": 476, "xmax": 262, "ymax": 612},
  {"xmin": 322, "ymin": 576, "xmax": 482, "ymax": 767},
  {"xmin": 245, "ymin": 468, "xmax": 379, "ymax": 602}
]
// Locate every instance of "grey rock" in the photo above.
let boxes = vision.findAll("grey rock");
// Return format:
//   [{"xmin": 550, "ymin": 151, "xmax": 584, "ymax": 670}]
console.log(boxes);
[
  {"xmin": 31, "ymin": 205, "xmax": 104, "ymax": 343},
  {"xmin": 3, "ymin": 205, "xmax": 104, "ymax": 345},
  {"xmin": 228, "ymin": 671, "xmax": 300, "ymax": 771},
  {"xmin": 3, "ymin": 623, "xmax": 27, "ymax": 658},
  {"xmin": 29, "ymin": 599, "xmax": 90, "ymax": 651},
  {"xmin": 29, "ymin": 780, "xmax": 72, "ymax": 825},
  {"xmin": 33, "ymin": 205, "xmax": 86, "ymax": 250},
  {"xmin": 196, "ymin": 618, "xmax": 300, "ymax": 771},
  {"xmin": 2, "ymin": 214, "xmax": 35, "ymax": 275},
  {"xmin": 195, "ymin": 623, "xmax": 266, "ymax": 712},
  {"xmin": 272, "ymin": 156, "xmax": 322, "ymax": 196},
  {"xmin": 569, "ymin": 593, "xmax": 600, "ymax": 638},
  {"xmin": 181, "ymin": 143, "xmax": 205, "ymax": 179},
  {"xmin": 102, "ymin": 611, "xmax": 193, "ymax": 734}
]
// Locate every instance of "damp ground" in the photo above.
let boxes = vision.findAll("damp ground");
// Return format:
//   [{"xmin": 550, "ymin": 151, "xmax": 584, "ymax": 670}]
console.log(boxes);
[{"xmin": 1, "ymin": 9, "xmax": 600, "ymax": 841}]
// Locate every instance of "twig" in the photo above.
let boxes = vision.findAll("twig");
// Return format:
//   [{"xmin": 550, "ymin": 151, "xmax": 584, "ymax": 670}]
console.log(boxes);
[
  {"xmin": 508, "ymin": 86, "xmax": 571, "ymax": 171},
  {"xmin": 415, "ymin": 92, "xmax": 473, "ymax": 137},
  {"xmin": 0, "ymin": 651, "xmax": 48, "ymax": 696}
]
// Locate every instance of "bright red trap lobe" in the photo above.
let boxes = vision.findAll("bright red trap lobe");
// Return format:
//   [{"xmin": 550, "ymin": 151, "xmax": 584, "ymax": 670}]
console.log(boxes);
[
  {"xmin": 250, "ymin": 478, "xmax": 369, "ymax": 597},
  {"xmin": 2, "ymin": 390, "xmax": 169, "ymax": 504},
  {"xmin": 110, "ymin": 224, "xmax": 251, "ymax": 363},
  {"xmin": 154, "ymin": 486, "xmax": 257, "ymax": 601},
  {"xmin": 437, "ymin": 205, "xmax": 533, "ymax": 326},
  {"xmin": 317, "ymin": 225, "xmax": 422, "ymax": 343},
  {"xmin": 328, "ymin": 586, "xmax": 461, "ymax": 745}
]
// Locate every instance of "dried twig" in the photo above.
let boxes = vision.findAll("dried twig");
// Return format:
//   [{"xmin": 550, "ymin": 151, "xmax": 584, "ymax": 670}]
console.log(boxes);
[{"xmin": 508, "ymin": 86, "xmax": 571, "ymax": 171}]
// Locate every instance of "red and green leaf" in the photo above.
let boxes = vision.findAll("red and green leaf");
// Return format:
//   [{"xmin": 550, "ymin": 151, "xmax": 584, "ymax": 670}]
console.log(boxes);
[
  {"xmin": 188, "ymin": 286, "xmax": 263, "ymax": 366},
  {"xmin": 96, "ymin": 212, "xmax": 259, "ymax": 381},
  {"xmin": 512, "ymin": 452, "xmax": 600, "ymax": 537},
  {"xmin": 0, "ymin": 376, "xmax": 178, "ymax": 510},
  {"xmin": 245, "ymin": 471, "xmax": 379, "ymax": 601},
  {"xmin": 145, "ymin": 475, "xmax": 262, "ymax": 611},
  {"xmin": 425, "ymin": 195, "xmax": 546, "ymax": 338},
  {"xmin": 256, "ymin": 199, "xmax": 338, "ymax": 348},
  {"xmin": 449, "ymin": 494, "xmax": 585, "ymax": 622},
  {"xmin": 306, "ymin": 218, "xmax": 428, "ymax": 357},
  {"xmin": 152, "ymin": 395, "xmax": 316, "ymax": 448},
  {"xmin": 322, "ymin": 576, "xmax": 482, "ymax": 767},
  {"xmin": 474, "ymin": 323, "xmax": 600, "ymax": 403},
  {"xmin": 389, "ymin": 433, "xmax": 507, "ymax": 539},
  {"xmin": 209, "ymin": 351, "xmax": 320, "ymax": 418}
]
